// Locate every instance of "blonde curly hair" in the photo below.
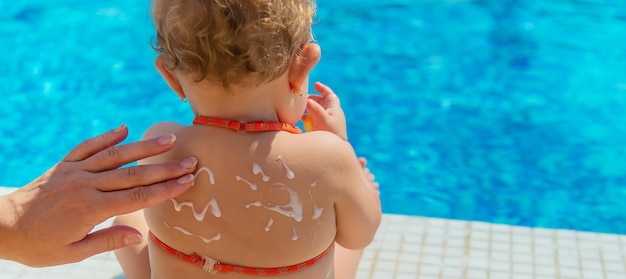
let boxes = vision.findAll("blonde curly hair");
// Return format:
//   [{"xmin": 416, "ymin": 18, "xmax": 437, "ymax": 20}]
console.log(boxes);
[{"xmin": 152, "ymin": 0, "xmax": 316, "ymax": 88}]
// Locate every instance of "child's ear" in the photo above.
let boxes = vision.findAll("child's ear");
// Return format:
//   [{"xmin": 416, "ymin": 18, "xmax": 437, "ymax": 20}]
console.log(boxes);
[
  {"xmin": 155, "ymin": 55, "xmax": 185, "ymax": 99},
  {"xmin": 288, "ymin": 44, "xmax": 321, "ymax": 94}
]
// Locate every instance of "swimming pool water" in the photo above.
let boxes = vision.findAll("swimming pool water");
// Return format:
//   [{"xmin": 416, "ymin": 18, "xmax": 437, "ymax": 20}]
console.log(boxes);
[{"xmin": 1, "ymin": 0, "xmax": 626, "ymax": 234}]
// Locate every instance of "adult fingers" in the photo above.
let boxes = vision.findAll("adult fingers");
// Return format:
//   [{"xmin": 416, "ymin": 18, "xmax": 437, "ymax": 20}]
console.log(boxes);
[
  {"xmin": 93, "ymin": 157, "xmax": 197, "ymax": 192},
  {"xmin": 64, "ymin": 125, "xmax": 129, "ymax": 162},
  {"xmin": 69, "ymin": 226, "xmax": 142, "ymax": 261},
  {"xmin": 79, "ymin": 134, "xmax": 177, "ymax": 173},
  {"xmin": 95, "ymin": 174, "xmax": 194, "ymax": 217}
]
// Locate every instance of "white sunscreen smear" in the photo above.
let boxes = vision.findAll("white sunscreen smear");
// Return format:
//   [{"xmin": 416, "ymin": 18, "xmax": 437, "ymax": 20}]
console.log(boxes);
[
  {"xmin": 276, "ymin": 155, "xmax": 295, "ymax": 179},
  {"xmin": 235, "ymin": 176, "xmax": 258, "ymax": 190},
  {"xmin": 194, "ymin": 166, "xmax": 216, "ymax": 185},
  {"xmin": 252, "ymin": 163, "xmax": 270, "ymax": 182},
  {"xmin": 308, "ymin": 190, "xmax": 324, "ymax": 220},
  {"xmin": 312, "ymin": 205, "xmax": 324, "ymax": 220},
  {"xmin": 171, "ymin": 198, "xmax": 221, "ymax": 221},
  {"xmin": 207, "ymin": 198, "xmax": 222, "ymax": 218},
  {"xmin": 292, "ymin": 227, "xmax": 299, "ymax": 241},
  {"xmin": 264, "ymin": 218, "xmax": 274, "ymax": 232},
  {"xmin": 244, "ymin": 183, "xmax": 303, "ymax": 222},
  {"xmin": 175, "ymin": 227, "xmax": 221, "ymax": 244},
  {"xmin": 163, "ymin": 221, "xmax": 221, "ymax": 244},
  {"xmin": 171, "ymin": 199, "xmax": 208, "ymax": 221}
]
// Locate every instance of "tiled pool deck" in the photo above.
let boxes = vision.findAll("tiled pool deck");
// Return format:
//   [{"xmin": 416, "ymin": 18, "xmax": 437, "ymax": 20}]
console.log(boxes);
[{"xmin": 1, "ymin": 186, "xmax": 626, "ymax": 279}]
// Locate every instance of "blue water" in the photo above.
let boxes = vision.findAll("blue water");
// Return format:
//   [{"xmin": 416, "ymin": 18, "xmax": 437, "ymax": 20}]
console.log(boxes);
[{"xmin": 1, "ymin": 0, "xmax": 626, "ymax": 234}]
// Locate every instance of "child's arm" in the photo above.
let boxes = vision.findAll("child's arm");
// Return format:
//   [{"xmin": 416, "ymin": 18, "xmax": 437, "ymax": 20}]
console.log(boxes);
[
  {"xmin": 305, "ymin": 82, "xmax": 382, "ymax": 249},
  {"xmin": 325, "ymin": 138, "xmax": 382, "ymax": 249},
  {"xmin": 305, "ymin": 81, "xmax": 380, "ymax": 201}
]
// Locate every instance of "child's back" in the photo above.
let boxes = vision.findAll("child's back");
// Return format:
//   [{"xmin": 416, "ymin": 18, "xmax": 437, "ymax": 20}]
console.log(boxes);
[
  {"xmin": 144, "ymin": 120, "xmax": 361, "ymax": 278},
  {"xmin": 115, "ymin": 0, "xmax": 381, "ymax": 278}
]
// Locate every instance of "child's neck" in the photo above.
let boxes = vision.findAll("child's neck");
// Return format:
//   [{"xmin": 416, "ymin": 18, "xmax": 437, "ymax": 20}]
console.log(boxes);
[{"xmin": 184, "ymin": 76, "xmax": 290, "ymax": 123}]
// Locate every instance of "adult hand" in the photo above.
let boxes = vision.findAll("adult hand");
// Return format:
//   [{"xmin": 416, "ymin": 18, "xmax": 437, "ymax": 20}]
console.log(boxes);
[
  {"xmin": 0, "ymin": 124, "xmax": 197, "ymax": 267},
  {"xmin": 303, "ymin": 82, "xmax": 348, "ymax": 141}
]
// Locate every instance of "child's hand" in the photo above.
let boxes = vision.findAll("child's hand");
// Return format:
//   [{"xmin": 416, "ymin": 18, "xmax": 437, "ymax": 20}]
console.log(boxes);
[
  {"xmin": 358, "ymin": 157, "xmax": 380, "ymax": 201},
  {"xmin": 303, "ymin": 82, "xmax": 348, "ymax": 140}
]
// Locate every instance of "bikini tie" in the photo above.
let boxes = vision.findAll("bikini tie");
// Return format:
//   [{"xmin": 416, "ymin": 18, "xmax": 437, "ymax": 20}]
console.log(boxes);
[{"xmin": 193, "ymin": 115, "xmax": 302, "ymax": 134}]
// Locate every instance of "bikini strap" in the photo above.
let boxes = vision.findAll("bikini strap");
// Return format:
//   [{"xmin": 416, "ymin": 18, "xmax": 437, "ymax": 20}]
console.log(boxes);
[
  {"xmin": 149, "ymin": 231, "xmax": 331, "ymax": 276},
  {"xmin": 193, "ymin": 115, "xmax": 302, "ymax": 134}
]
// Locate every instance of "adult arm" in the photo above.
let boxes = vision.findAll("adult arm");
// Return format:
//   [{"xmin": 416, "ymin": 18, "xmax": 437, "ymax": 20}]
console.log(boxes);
[{"xmin": 0, "ymin": 124, "xmax": 197, "ymax": 267}]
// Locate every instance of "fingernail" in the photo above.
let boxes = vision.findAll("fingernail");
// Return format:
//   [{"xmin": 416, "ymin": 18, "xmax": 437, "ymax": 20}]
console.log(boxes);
[
  {"xmin": 113, "ymin": 124, "xmax": 127, "ymax": 134},
  {"xmin": 158, "ymin": 134, "xmax": 176, "ymax": 145},
  {"xmin": 177, "ymin": 174, "xmax": 195, "ymax": 184},
  {"xmin": 124, "ymin": 234, "xmax": 142, "ymax": 246},
  {"xmin": 181, "ymin": 157, "xmax": 198, "ymax": 168}
]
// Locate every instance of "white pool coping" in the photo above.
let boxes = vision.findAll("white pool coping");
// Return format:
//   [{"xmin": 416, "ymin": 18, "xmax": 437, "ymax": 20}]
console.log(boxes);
[{"xmin": 1, "ymin": 186, "xmax": 625, "ymax": 279}]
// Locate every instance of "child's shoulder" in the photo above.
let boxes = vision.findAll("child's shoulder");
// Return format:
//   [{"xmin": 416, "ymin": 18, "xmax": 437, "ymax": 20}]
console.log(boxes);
[
  {"xmin": 142, "ymin": 121, "xmax": 185, "ymax": 140},
  {"xmin": 297, "ymin": 130, "xmax": 347, "ymax": 145},
  {"xmin": 286, "ymin": 130, "xmax": 357, "ymax": 163}
]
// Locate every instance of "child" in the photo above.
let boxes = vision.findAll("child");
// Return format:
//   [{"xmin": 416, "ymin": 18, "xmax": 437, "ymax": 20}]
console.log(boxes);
[{"xmin": 114, "ymin": 0, "xmax": 382, "ymax": 278}]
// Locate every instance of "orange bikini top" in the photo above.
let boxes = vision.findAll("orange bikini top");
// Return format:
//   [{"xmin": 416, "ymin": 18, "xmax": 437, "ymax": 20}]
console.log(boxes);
[
  {"xmin": 193, "ymin": 115, "xmax": 302, "ymax": 134},
  {"xmin": 150, "ymin": 231, "xmax": 332, "ymax": 276}
]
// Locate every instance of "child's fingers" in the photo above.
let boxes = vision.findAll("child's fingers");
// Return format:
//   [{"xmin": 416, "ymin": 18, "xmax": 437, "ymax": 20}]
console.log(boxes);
[
  {"xmin": 315, "ymin": 84, "xmax": 341, "ymax": 110},
  {"xmin": 301, "ymin": 97, "xmax": 321, "ymax": 122},
  {"xmin": 309, "ymin": 94, "xmax": 336, "ymax": 111},
  {"xmin": 303, "ymin": 100, "xmax": 325, "ymax": 131},
  {"xmin": 308, "ymin": 94, "xmax": 324, "ymax": 104},
  {"xmin": 314, "ymin": 82, "xmax": 337, "ymax": 99},
  {"xmin": 357, "ymin": 157, "xmax": 368, "ymax": 168},
  {"xmin": 305, "ymin": 98, "xmax": 328, "ymax": 123},
  {"xmin": 366, "ymin": 170, "xmax": 375, "ymax": 182}
]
